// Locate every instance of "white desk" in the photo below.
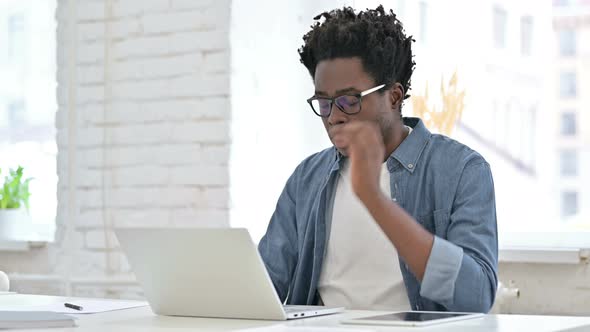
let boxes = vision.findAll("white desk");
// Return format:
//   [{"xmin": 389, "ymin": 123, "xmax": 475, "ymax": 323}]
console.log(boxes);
[{"xmin": 1, "ymin": 294, "xmax": 590, "ymax": 332}]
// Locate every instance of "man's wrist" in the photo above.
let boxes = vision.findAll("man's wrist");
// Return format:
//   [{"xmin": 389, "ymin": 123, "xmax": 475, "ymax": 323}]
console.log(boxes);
[{"xmin": 357, "ymin": 188, "xmax": 389, "ymax": 211}]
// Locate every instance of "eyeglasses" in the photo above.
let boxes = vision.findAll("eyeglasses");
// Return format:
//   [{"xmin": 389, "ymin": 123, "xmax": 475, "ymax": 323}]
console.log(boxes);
[{"xmin": 306, "ymin": 84, "xmax": 386, "ymax": 118}]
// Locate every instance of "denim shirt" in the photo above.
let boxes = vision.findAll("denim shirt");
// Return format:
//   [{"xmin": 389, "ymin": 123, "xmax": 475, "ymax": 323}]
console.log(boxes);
[{"xmin": 258, "ymin": 117, "xmax": 498, "ymax": 313}]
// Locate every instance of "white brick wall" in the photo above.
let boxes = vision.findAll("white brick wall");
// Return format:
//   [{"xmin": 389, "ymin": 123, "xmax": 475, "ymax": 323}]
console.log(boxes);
[{"xmin": 1, "ymin": 0, "xmax": 231, "ymax": 299}]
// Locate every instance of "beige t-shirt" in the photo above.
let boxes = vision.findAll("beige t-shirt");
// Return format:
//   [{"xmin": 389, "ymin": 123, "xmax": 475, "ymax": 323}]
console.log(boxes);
[{"xmin": 318, "ymin": 152, "xmax": 411, "ymax": 310}]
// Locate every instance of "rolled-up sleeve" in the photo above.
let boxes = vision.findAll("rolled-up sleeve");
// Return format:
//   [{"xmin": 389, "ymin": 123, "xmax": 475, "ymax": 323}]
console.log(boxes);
[{"xmin": 419, "ymin": 161, "xmax": 498, "ymax": 313}]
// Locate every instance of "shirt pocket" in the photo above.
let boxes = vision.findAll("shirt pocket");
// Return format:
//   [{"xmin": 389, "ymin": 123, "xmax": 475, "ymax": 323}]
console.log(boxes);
[{"xmin": 417, "ymin": 209, "xmax": 450, "ymax": 239}]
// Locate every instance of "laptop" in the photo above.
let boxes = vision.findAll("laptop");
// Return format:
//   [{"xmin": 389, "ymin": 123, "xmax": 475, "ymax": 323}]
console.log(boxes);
[{"xmin": 115, "ymin": 227, "xmax": 344, "ymax": 320}]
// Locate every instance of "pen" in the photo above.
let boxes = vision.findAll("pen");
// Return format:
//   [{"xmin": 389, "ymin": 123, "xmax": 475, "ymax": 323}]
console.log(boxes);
[{"xmin": 64, "ymin": 302, "xmax": 83, "ymax": 311}]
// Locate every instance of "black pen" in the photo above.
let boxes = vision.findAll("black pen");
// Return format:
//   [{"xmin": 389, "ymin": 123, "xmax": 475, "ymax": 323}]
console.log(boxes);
[{"xmin": 64, "ymin": 302, "xmax": 83, "ymax": 311}]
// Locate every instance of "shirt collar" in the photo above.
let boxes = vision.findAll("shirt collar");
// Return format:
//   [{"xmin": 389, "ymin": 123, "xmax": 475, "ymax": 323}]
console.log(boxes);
[
  {"xmin": 388, "ymin": 117, "xmax": 432, "ymax": 173},
  {"xmin": 330, "ymin": 117, "xmax": 432, "ymax": 174}
]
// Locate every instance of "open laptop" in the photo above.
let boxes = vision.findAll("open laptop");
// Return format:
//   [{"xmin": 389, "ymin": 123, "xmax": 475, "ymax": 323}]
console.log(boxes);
[{"xmin": 115, "ymin": 227, "xmax": 344, "ymax": 320}]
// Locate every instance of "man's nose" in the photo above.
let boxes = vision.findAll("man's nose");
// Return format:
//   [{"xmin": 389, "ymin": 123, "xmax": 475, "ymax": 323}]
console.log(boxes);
[{"xmin": 327, "ymin": 103, "xmax": 348, "ymax": 126}]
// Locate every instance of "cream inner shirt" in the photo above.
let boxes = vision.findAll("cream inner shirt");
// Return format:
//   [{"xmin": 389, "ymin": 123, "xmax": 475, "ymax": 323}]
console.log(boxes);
[{"xmin": 318, "ymin": 127, "xmax": 412, "ymax": 310}]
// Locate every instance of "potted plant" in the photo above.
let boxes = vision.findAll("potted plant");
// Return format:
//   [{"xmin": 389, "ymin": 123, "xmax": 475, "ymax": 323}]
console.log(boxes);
[{"xmin": 0, "ymin": 166, "xmax": 33, "ymax": 240}]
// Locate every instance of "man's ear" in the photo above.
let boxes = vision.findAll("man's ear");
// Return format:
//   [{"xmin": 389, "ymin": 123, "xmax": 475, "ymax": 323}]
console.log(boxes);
[{"xmin": 389, "ymin": 82, "xmax": 405, "ymax": 110}]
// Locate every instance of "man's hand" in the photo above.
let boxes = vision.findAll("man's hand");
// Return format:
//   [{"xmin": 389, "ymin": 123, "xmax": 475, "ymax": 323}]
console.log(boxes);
[{"xmin": 330, "ymin": 121, "xmax": 386, "ymax": 202}]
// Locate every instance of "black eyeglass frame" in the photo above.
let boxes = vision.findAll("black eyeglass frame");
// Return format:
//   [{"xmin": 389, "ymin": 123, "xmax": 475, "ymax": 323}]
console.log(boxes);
[{"xmin": 306, "ymin": 84, "xmax": 387, "ymax": 118}]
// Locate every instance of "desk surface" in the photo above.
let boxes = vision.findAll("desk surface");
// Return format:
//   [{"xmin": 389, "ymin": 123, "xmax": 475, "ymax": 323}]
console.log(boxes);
[{"xmin": 1, "ymin": 294, "xmax": 589, "ymax": 332}]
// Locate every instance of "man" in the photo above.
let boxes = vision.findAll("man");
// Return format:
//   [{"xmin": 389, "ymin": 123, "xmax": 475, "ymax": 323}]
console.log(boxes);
[{"xmin": 258, "ymin": 5, "xmax": 498, "ymax": 313}]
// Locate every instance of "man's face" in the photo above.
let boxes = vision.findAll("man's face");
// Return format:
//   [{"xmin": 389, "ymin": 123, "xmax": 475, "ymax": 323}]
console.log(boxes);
[{"xmin": 313, "ymin": 57, "xmax": 399, "ymax": 156}]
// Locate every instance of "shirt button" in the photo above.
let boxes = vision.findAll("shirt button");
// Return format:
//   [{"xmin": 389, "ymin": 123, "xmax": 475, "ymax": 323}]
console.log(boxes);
[
  {"xmin": 392, "ymin": 197, "xmax": 397, "ymax": 202},
  {"xmin": 408, "ymin": 163, "xmax": 414, "ymax": 169}
]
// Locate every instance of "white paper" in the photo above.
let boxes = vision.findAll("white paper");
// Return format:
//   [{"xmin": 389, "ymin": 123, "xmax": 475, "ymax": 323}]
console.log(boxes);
[{"xmin": 2, "ymin": 299, "xmax": 148, "ymax": 314}]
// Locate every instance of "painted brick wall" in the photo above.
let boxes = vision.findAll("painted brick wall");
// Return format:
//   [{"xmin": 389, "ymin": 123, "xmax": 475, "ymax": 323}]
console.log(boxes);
[{"xmin": 0, "ymin": 0, "xmax": 231, "ymax": 299}]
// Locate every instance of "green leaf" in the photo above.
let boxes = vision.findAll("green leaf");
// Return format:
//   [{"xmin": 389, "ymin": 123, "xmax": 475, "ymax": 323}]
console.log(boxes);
[{"xmin": 0, "ymin": 165, "xmax": 32, "ymax": 211}]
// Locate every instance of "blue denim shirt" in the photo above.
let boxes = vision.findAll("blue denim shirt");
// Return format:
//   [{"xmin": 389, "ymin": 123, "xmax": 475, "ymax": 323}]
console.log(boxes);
[{"xmin": 258, "ymin": 117, "xmax": 498, "ymax": 313}]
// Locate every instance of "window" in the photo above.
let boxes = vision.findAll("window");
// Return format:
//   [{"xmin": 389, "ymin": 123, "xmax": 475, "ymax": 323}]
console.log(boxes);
[
  {"xmin": 418, "ymin": 2, "xmax": 427, "ymax": 43},
  {"xmin": 395, "ymin": 0, "xmax": 406, "ymax": 20},
  {"xmin": 7, "ymin": 13, "xmax": 25, "ymax": 62},
  {"xmin": 560, "ymin": 150, "xmax": 578, "ymax": 176},
  {"xmin": 493, "ymin": 6, "xmax": 507, "ymax": 48},
  {"xmin": 559, "ymin": 71, "xmax": 576, "ymax": 98},
  {"xmin": 231, "ymin": 1, "xmax": 590, "ymax": 249},
  {"xmin": 560, "ymin": 113, "xmax": 576, "ymax": 136},
  {"xmin": 561, "ymin": 191, "xmax": 578, "ymax": 217},
  {"xmin": 0, "ymin": 2, "xmax": 57, "ymax": 240},
  {"xmin": 520, "ymin": 16, "xmax": 533, "ymax": 56},
  {"xmin": 553, "ymin": 0, "xmax": 570, "ymax": 6},
  {"xmin": 558, "ymin": 29, "xmax": 576, "ymax": 57},
  {"xmin": 7, "ymin": 100, "xmax": 25, "ymax": 126}
]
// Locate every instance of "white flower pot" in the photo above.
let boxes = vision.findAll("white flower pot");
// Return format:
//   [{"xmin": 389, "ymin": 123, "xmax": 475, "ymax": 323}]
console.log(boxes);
[{"xmin": 0, "ymin": 209, "xmax": 32, "ymax": 241}]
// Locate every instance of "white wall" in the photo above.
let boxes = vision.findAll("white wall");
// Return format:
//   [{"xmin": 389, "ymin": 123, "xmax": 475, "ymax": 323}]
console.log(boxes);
[
  {"xmin": 498, "ymin": 262, "xmax": 590, "ymax": 316},
  {"xmin": 0, "ymin": 0, "xmax": 231, "ymax": 298}
]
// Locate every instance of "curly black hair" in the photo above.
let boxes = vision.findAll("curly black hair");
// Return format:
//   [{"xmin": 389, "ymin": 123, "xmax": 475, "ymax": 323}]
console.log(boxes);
[{"xmin": 298, "ymin": 5, "xmax": 415, "ymax": 102}]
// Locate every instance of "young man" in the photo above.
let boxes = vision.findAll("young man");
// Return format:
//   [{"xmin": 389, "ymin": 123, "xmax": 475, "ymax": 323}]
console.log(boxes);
[{"xmin": 258, "ymin": 6, "xmax": 498, "ymax": 313}]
